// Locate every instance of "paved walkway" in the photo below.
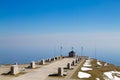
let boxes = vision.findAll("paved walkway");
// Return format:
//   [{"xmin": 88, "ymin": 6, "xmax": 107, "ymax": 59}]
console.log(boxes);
[
  {"xmin": 11, "ymin": 58, "xmax": 75, "ymax": 80},
  {"xmin": 46, "ymin": 58, "xmax": 85, "ymax": 80}
]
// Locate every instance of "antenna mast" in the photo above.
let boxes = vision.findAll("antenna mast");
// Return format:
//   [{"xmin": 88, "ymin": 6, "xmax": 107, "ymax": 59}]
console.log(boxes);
[
  {"xmin": 95, "ymin": 47, "xmax": 96, "ymax": 59},
  {"xmin": 60, "ymin": 46, "xmax": 63, "ymax": 56},
  {"xmin": 81, "ymin": 46, "xmax": 83, "ymax": 56}
]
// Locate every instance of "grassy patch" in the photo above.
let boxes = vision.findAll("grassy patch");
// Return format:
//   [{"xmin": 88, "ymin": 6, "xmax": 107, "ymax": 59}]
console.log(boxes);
[
  {"xmin": 71, "ymin": 59, "xmax": 86, "ymax": 79},
  {"xmin": 71, "ymin": 59, "xmax": 120, "ymax": 80}
]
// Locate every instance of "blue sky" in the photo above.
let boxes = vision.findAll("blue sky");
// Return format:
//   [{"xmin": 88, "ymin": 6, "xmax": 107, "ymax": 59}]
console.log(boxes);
[{"xmin": 0, "ymin": 0, "xmax": 120, "ymax": 51}]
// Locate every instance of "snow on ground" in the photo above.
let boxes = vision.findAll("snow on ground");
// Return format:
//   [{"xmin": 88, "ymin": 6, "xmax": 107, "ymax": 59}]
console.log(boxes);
[
  {"xmin": 78, "ymin": 59, "xmax": 92, "ymax": 79},
  {"xmin": 83, "ymin": 64, "xmax": 91, "ymax": 67},
  {"xmin": 78, "ymin": 71, "xmax": 91, "ymax": 78},
  {"xmin": 83, "ymin": 59, "xmax": 92, "ymax": 67},
  {"xmin": 81, "ymin": 67, "xmax": 92, "ymax": 71},
  {"xmin": 104, "ymin": 71, "xmax": 120, "ymax": 80},
  {"xmin": 96, "ymin": 78, "xmax": 100, "ymax": 80},
  {"xmin": 97, "ymin": 61, "xmax": 102, "ymax": 66},
  {"xmin": 104, "ymin": 63, "xmax": 108, "ymax": 66},
  {"xmin": 114, "ymin": 76, "xmax": 120, "ymax": 80}
]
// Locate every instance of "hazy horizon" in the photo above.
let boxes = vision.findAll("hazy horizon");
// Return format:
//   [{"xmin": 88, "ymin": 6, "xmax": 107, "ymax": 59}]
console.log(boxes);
[{"xmin": 0, "ymin": 0, "xmax": 120, "ymax": 65}]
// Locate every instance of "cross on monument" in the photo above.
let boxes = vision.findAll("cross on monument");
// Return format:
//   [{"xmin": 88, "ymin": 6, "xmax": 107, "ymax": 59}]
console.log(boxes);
[{"xmin": 72, "ymin": 47, "xmax": 74, "ymax": 51}]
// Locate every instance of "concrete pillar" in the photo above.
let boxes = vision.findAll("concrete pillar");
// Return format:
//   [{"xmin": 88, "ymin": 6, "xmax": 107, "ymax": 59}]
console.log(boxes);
[
  {"xmin": 78, "ymin": 58, "xmax": 80, "ymax": 61},
  {"xmin": 53, "ymin": 57, "xmax": 56, "ymax": 61},
  {"xmin": 72, "ymin": 60, "xmax": 75, "ymax": 66},
  {"xmin": 58, "ymin": 56, "xmax": 60, "ymax": 60},
  {"xmin": 30, "ymin": 61, "xmax": 36, "ymax": 68},
  {"xmin": 79, "ymin": 58, "xmax": 81, "ymax": 60},
  {"xmin": 11, "ymin": 65, "xmax": 19, "ymax": 75},
  {"xmin": 67, "ymin": 63, "xmax": 71, "ymax": 69},
  {"xmin": 41, "ymin": 59, "xmax": 45, "ymax": 65},
  {"xmin": 51, "ymin": 58, "xmax": 52, "ymax": 61},
  {"xmin": 48, "ymin": 58, "xmax": 51, "ymax": 62},
  {"xmin": 59, "ymin": 56, "xmax": 61, "ymax": 60},
  {"xmin": 58, "ymin": 67, "xmax": 64, "ymax": 76},
  {"xmin": 57, "ymin": 56, "xmax": 59, "ymax": 60},
  {"xmin": 57, "ymin": 57, "xmax": 59, "ymax": 60},
  {"xmin": 55, "ymin": 56, "xmax": 58, "ymax": 60},
  {"xmin": 75, "ymin": 59, "xmax": 78, "ymax": 63},
  {"xmin": 77, "ymin": 58, "xmax": 78, "ymax": 62}
]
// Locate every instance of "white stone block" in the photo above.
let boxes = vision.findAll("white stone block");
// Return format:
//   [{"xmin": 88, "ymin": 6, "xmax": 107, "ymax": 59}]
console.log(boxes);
[
  {"xmin": 41, "ymin": 59, "xmax": 45, "ymax": 65},
  {"xmin": 11, "ymin": 65, "xmax": 19, "ymax": 75},
  {"xmin": 67, "ymin": 63, "xmax": 71, "ymax": 69},
  {"xmin": 48, "ymin": 58, "xmax": 51, "ymax": 62},
  {"xmin": 30, "ymin": 61, "xmax": 36, "ymax": 68},
  {"xmin": 58, "ymin": 67, "xmax": 64, "ymax": 76},
  {"xmin": 72, "ymin": 60, "xmax": 75, "ymax": 66}
]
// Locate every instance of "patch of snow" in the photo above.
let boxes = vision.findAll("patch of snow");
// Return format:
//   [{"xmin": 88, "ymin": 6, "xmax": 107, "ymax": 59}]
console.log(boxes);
[
  {"xmin": 114, "ymin": 71, "xmax": 120, "ymax": 74},
  {"xmin": 78, "ymin": 71, "xmax": 91, "ymax": 78},
  {"xmin": 83, "ymin": 64, "xmax": 91, "ymax": 67},
  {"xmin": 104, "ymin": 71, "xmax": 120, "ymax": 80},
  {"xmin": 104, "ymin": 71, "xmax": 113, "ymax": 79},
  {"xmin": 81, "ymin": 67, "xmax": 92, "ymax": 71},
  {"xmin": 83, "ymin": 59, "xmax": 92, "ymax": 67},
  {"xmin": 104, "ymin": 63, "xmax": 108, "ymax": 66},
  {"xmin": 114, "ymin": 76, "xmax": 120, "ymax": 80},
  {"xmin": 96, "ymin": 78, "xmax": 100, "ymax": 80},
  {"xmin": 97, "ymin": 61, "xmax": 102, "ymax": 66}
]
